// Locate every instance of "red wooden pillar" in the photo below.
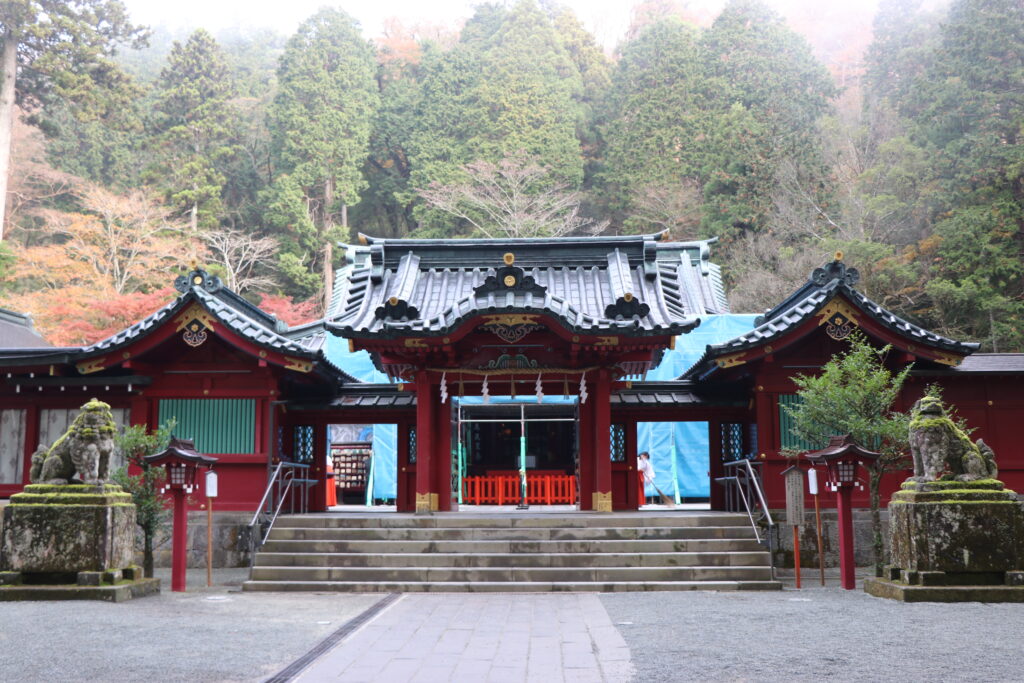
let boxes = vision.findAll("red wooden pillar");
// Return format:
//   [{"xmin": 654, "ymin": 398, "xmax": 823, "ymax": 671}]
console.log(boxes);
[
  {"xmin": 592, "ymin": 369, "xmax": 612, "ymax": 512},
  {"xmin": 171, "ymin": 487, "xmax": 188, "ymax": 592},
  {"xmin": 434, "ymin": 389, "xmax": 453, "ymax": 511},
  {"xmin": 577, "ymin": 391, "xmax": 594, "ymax": 510},
  {"xmin": 708, "ymin": 419, "xmax": 725, "ymax": 511},
  {"xmin": 625, "ymin": 415, "xmax": 639, "ymax": 510},
  {"xmin": 396, "ymin": 420, "xmax": 412, "ymax": 512},
  {"xmin": 414, "ymin": 371, "xmax": 436, "ymax": 513},
  {"xmin": 836, "ymin": 484, "xmax": 856, "ymax": 590},
  {"xmin": 308, "ymin": 419, "xmax": 327, "ymax": 512}
]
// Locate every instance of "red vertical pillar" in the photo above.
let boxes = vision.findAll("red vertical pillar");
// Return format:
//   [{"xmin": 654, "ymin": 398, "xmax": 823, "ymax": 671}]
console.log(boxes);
[
  {"xmin": 414, "ymin": 371, "xmax": 435, "ymax": 513},
  {"xmin": 625, "ymin": 416, "xmax": 639, "ymax": 510},
  {"xmin": 836, "ymin": 485, "xmax": 855, "ymax": 590},
  {"xmin": 171, "ymin": 487, "xmax": 188, "ymax": 592},
  {"xmin": 592, "ymin": 369, "xmax": 612, "ymax": 512},
  {"xmin": 308, "ymin": 420, "xmax": 327, "ymax": 513},
  {"xmin": 708, "ymin": 420, "xmax": 725, "ymax": 511},
  {"xmin": 577, "ymin": 391, "xmax": 594, "ymax": 510},
  {"xmin": 435, "ymin": 389, "xmax": 452, "ymax": 512}
]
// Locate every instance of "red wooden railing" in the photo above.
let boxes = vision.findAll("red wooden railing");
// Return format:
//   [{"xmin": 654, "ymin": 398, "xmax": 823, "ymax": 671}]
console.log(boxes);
[{"xmin": 462, "ymin": 472, "xmax": 577, "ymax": 505}]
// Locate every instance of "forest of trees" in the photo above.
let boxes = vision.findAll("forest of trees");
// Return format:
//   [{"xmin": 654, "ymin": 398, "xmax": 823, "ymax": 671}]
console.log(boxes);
[{"xmin": 1, "ymin": 0, "xmax": 1021, "ymax": 351}]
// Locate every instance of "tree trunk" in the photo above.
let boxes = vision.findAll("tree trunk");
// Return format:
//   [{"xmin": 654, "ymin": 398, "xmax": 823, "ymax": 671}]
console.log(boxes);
[
  {"xmin": 322, "ymin": 178, "xmax": 335, "ymax": 316},
  {"xmin": 190, "ymin": 200, "xmax": 198, "ymax": 233},
  {"xmin": 0, "ymin": 34, "xmax": 18, "ymax": 240},
  {"xmin": 143, "ymin": 528, "xmax": 155, "ymax": 578},
  {"xmin": 870, "ymin": 468, "xmax": 883, "ymax": 577}
]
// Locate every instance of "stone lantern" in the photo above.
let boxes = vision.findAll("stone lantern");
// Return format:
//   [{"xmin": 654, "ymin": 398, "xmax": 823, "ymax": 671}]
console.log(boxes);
[
  {"xmin": 144, "ymin": 437, "xmax": 217, "ymax": 592},
  {"xmin": 805, "ymin": 435, "xmax": 879, "ymax": 589}
]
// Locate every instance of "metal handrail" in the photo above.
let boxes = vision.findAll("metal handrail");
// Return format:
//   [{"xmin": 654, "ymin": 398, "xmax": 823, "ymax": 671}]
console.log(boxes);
[
  {"xmin": 719, "ymin": 459, "xmax": 775, "ymax": 545},
  {"xmin": 246, "ymin": 460, "xmax": 311, "ymax": 564}
]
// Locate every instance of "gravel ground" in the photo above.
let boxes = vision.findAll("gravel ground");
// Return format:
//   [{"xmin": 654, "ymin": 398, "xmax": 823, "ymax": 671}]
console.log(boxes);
[
  {"xmin": 601, "ymin": 576, "xmax": 1024, "ymax": 683},
  {"xmin": 0, "ymin": 568, "xmax": 383, "ymax": 683}
]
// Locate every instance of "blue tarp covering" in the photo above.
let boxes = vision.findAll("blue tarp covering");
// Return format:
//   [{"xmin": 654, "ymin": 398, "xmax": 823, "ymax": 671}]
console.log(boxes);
[{"xmin": 324, "ymin": 315, "xmax": 757, "ymax": 501}]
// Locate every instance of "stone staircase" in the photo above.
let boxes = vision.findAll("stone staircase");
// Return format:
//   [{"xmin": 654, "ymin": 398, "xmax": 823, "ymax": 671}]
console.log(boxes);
[{"xmin": 242, "ymin": 512, "xmax": 781, "ymax": 592}]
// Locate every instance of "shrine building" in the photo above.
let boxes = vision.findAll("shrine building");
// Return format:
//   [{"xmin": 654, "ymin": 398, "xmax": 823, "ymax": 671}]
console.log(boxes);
[{"xmin": 0, "ymin": 232, "xmax": 1021, "ymax": 517}]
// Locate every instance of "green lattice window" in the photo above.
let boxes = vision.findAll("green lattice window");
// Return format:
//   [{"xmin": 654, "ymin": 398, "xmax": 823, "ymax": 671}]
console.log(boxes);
[
  {"xmin": 777, "ymin": 394, "xmax": 819, "ymax": 451},
  {"xmin": 293, "ymin": 425, "xmax": 315, "ymax": 464},
  {"xmin": 610, "ymin": 423, "xmax": 626, "ymax": 462},
  {"xmin": 158, "ymin": 399, "xmax": 255, "ymax": 454}
]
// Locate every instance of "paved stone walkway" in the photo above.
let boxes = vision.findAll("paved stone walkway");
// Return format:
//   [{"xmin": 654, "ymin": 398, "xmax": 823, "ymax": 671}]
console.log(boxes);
[{"xmin": 293, "ymin": 594, "xmax": 634, "ymax": 683}]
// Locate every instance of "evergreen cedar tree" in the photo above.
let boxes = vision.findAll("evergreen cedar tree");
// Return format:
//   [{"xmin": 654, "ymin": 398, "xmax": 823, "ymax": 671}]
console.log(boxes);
[{"xmin": 0, "ymin": 0, "xmax": 1021, "ymax": 353}]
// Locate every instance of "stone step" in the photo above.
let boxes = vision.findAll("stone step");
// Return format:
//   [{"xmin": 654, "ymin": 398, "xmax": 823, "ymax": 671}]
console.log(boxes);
[
  {"xmin": 249, "ymin": 565, "xmax": 775, "ymax": 583},
  {"xmin": 253, "ymin": 550, "xmax": 771, "ymax": 569},
  {"xmin": 258, "ymin": 538, "xmax": 766, "ymax": 555},
  {"xmin": 265, "ymin": 525, "xmax": 757, "ymax": 542},
  {"xmin": 241, "ymin": 579, "xmax": 784, "ymax": 593},
  {"xmin": 272, "ymin": 513, "xmax": 751, "ymax": 529}
]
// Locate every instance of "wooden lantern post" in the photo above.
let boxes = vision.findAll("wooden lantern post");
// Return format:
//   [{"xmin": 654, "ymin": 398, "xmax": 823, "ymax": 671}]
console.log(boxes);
[
  {"xmin": 805, "ymin": 436, "xmax": 879, "ymax": 590},
  {"xmin": 144, "ymin": 437, "xmax": 218, "ymax": 592}
]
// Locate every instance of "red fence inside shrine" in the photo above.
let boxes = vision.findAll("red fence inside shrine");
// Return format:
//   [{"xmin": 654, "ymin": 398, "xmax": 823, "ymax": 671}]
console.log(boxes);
[{"xmin": 462, "ymin": 471, "xmax": 577, "ymax": 505}]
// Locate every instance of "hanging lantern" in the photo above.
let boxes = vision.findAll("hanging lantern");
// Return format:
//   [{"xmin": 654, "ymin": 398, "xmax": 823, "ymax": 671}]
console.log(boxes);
[
  {"xmin": 579, "ymin": 371, "xmax": 588, "ymax": 404},
  {"xmin": 482, "ymin": 374, "xmax": 490, "ymax": 404},
  {"xmin": 535, "ymin": 373, "xmax": 544, "ymax": 404},
  {"xmin": 439, "ymin": 371, "xmax": 448, "ymax": 404}
]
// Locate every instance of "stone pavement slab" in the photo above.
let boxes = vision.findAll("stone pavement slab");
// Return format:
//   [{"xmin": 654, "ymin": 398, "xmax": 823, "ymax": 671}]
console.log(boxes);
[{"xmin": 294, "ymin": 593, "xmax": 635, "ymax": 683}]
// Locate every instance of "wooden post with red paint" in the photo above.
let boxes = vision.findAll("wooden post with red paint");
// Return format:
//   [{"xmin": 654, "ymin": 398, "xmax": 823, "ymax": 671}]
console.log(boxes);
[
  {"xmin": 836, "ymin": 484, "xmax": 855, "ymax": 590},
  {"xmin": 414, "ymin": 370, "xmax": 435, "ymax": 514},
  {"xmin": 171, "ymin": 487, "xmax": 188, "ymax": 592}
]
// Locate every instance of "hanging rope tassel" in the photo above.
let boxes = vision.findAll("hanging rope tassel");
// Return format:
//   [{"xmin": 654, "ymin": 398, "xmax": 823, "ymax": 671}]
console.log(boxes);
[{"xmin": 458, "ymin": 372, "xmax": 464, "ymax": 398}]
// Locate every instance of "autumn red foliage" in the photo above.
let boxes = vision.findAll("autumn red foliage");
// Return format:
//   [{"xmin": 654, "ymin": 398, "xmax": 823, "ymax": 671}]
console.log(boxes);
[{"xmin": 256, "ymin": 293, "xmax": 320, "ymax": 327}]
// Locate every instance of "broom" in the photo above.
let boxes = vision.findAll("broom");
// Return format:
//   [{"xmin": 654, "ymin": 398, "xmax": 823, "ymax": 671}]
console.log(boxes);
[{"xmin": 646, "ymin": 478, "xmax": 675, "ymax": 507}]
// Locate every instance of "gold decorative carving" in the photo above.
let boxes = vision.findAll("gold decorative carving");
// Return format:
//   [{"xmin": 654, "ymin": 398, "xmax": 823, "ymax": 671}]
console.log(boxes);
[
  {"xmin": 816, "ymin": 299, "xmax": 860, "ymax": 341},
  {"xmin": 592, "ymin": 491, "xmax": 612, "ymax": 513},
  {"xmin": 933, "ymin": 352, "xmax": 962, "ymax": 367},
  {"xmin": 503, "ymin": 252, "xmax": 515, "ymax": 265},
  {"xmin": 594, "ymin": 336, "xmax": 619, "ymax": 347},
  {"xmin": 716, "ymin": 352, "xmax": 746, "ymax": 369},
  {"xmin": 404, "ymin": 338, "xmax": 429, "ymax": 349},
  {"xmin": 503, "ymin": 275, "xmax": 517, "ymax": 287},
  {"xmin": 415, "ymin": 492, "xmax": 432, "ymax": 514},
  {"xmin": 174, "ymin": 303, "xmax": 216, "ymax": 332},
  {"xmin": 479, "ymin": 314, "xmax": 542, "ymax": 344},
  {"xmin": 76, "ymin": 357, "xmax": 107, "ymax": 375},
  {"xmin": 430, "ymin": 493, "xmax": 439, "ymax": 511},
  {"xmin": 284, "ymin": 357, "xmax": 314, "ymax": 373}
]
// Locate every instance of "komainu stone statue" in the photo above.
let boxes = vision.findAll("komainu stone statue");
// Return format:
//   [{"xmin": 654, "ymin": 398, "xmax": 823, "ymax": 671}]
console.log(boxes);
[
  {"xmin": 908, "ymin": 395, "xmax": 997, "ymax": 482},
  {"xmin": 29, "ymin": 398, "xmax": 117, "ymax": 485}
]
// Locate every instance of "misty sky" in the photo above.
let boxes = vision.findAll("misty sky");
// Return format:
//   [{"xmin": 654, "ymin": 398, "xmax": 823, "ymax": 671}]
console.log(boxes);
[{"xmin": 120, "ymin": 0, "xmax": 882, "ymax": 50}]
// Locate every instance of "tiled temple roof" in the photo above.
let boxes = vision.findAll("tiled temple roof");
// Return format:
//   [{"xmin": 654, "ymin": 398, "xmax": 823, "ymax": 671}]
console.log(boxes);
[
  {"xmin": 682, "ymin": 258, "xmax": 980, "ymax": 380},
  {"xmin": 327, "ymin": 232, "xmax": 728, "ymax": 339}
]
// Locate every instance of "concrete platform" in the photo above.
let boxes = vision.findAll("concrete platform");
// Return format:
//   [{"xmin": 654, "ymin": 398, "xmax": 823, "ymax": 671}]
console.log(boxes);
[
  {"xmin": 863, "ymin": 577, "xmax": 1024, "ymax": 603},
  {"xmin": 0, "ymin": 577, "xmax": 160, "ymax": 602}
]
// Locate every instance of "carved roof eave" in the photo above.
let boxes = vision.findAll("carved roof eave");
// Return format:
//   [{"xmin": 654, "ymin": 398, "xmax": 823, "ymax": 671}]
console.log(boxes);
[
  {"xmin": 681, "ymin": 263, "xmax": 980, "ymax": 381},
  {"xmin": 328, "ymin": 298, "xmax": 699, "ymax": 343},
  {"xmin": 0, "ymin": 283, "xmax": 355, "ymax": 382}
]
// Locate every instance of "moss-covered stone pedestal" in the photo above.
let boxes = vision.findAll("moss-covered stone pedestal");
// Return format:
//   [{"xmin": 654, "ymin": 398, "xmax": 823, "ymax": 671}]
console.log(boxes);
[
  {"xmin": 864, "ymin": 480, "xmax": 1024, "ymax": 602},
  {"xmin": 0, "ymin": 484, "xmax": 159, "ymax": 601}
]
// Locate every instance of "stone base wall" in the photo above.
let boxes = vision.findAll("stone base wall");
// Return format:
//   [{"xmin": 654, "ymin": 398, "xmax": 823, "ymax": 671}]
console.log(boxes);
[
  {"xmin": 148, "ymin": 511, "xmax": 252, "ymax": 569},
  {"xmin": 770, "ymin": 508, "xmax": 889, "ymax": 569}
]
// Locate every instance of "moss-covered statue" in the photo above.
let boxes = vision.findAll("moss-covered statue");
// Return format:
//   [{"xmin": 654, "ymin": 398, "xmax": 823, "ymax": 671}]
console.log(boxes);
[
  {"xmin": 28, "ymin": 399, "xmax": 118, "ymax": 485},
  {"xmin": 909, "ymin": 395, "xmax": 997, "ymax": 482}
]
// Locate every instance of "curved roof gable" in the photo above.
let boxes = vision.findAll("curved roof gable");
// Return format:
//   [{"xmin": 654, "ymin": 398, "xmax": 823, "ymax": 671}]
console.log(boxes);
[
  {"xmin": 328, "ymin": 232, "xmax": 728, "ymax": 340},
  {"xmin": 682, "ymin": 258, "xmax": 980, "ymax": 380}
]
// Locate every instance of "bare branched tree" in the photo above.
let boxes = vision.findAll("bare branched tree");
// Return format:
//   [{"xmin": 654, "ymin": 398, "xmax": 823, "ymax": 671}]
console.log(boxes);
[
  {"xmin": 417, "ymin": 153, "xmax": 606, "ymax": 238},
  {"xmin": 627, "ymin": 179, "xmax": 703, "ymax": 239},
  {"xmin": 202, "ymin": 227, "xmax": 278, "ymax": 293}
]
